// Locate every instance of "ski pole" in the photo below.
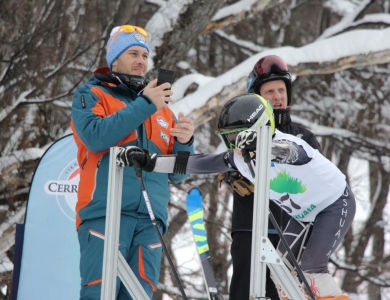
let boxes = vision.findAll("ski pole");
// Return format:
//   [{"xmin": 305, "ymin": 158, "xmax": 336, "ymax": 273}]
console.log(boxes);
[
  {"xmin": 133, "ymin": 161, "xmax": 188, "ymax": 300},
  {"xmin": 242, "ymin": 149, "xmax": 255, "ymax": 178},
  {"xmin": 247, "ymin": 163, "xmax": 315, "ymax": 300}
]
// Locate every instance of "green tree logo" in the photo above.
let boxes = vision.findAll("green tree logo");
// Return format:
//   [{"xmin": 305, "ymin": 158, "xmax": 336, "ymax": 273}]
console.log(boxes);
[{"xmin": 270, "ymin": 170, "xmax": 307, "ymax": 194}]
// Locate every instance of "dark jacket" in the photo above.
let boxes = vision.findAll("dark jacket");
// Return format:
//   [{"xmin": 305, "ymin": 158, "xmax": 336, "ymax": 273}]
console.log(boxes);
[{"xmin": 231, "ymin": 108, "xmax": 321, "ymax": 234}]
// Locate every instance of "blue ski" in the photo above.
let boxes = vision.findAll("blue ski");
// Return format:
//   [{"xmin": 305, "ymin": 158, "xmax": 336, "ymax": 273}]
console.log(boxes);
[{"xmin": 186, "ymin": 188, "xmax": 224, "ymax": 300}]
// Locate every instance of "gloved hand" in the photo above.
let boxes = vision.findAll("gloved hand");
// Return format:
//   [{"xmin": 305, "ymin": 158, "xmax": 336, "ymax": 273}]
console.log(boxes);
[
  {"xmin": 235, "ymin": 130, "xmax": 257, "ymax": 151},
  {"xmin": 217, "ymin": 171, "xmax": 254, "ymax": 197},
  {"xmin": 116, "ymin": 146, "xmax": 157, "ymax": 172},
  {"xmin": 236, "ymin": 131, "xmax": 291, "ymax": 163},
  {"xmin": 235, "ymin": 130, "xmax": 257, "ymax": 164}
]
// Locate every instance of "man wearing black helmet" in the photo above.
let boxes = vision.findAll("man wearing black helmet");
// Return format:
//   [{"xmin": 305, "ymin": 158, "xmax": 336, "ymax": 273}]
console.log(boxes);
[
  {"xmin": 223, "ymin": 55, "xmax": 322, "ymax": 300},
  {"xmin": 246, "ymin": 55, "xmax": 320, "ymax": 148}
]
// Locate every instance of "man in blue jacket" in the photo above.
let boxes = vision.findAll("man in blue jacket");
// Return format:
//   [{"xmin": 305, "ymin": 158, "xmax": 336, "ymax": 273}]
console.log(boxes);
[{"xmin": 71, "ymin": 24, "xmax": 194, "ymax": 299}]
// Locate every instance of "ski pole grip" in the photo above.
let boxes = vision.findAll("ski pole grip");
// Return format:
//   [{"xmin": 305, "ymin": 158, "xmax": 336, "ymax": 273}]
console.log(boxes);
[
  {"xmin": 241, "ymin": 149, "xmax": 255, "ymax": 177},
  {"xmin": 132, "ymin": 160, "xmax": 143, "ymax": 178},
  {"xmin": 242, "ymin": 149, "xmax": 251, "ymax": 164}
]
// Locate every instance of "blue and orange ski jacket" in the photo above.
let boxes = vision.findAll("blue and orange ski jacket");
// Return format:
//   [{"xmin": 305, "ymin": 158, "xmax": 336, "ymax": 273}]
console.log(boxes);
[{"xmin": 70, "ymin": 68, "xmax": 194, "ymax": 232}]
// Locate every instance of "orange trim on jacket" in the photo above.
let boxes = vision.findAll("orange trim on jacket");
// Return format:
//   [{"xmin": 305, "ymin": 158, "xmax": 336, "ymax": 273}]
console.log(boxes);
[
  {"xmin": 70, "ymin": 76, "xmax": 189, "ymax": 230},
  {"xmin": 138, "ymin": 246, "xmax": 156, "ymax": 292}
]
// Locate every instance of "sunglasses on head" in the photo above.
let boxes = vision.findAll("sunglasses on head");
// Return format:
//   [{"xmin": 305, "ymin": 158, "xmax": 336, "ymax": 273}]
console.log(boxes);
[{"xmin": 107, "ymin": 25, "xmax": 148, "ymax": 52}]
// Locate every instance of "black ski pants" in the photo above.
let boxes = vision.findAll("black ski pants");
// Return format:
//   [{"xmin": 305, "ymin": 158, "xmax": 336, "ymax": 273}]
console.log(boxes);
[{"xmin": 229, "ymin": 231, "xmax": 279, "ymax": 300}]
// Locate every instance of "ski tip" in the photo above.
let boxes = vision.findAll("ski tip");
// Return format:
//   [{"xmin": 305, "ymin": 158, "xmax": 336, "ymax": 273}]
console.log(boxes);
[{"xmin": 187, "ymin": 187, "xmax": 202, "ymax": 197}]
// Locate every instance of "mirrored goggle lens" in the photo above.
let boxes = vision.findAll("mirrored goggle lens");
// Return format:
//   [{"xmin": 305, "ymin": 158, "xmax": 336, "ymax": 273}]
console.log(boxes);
[
  {"xmin": 121, "ymin": 25, "xmax": 148, "ymax": 37},
  {"xmin": 254, "ymin": 55, "xmax": 289, "ymax": 78}
]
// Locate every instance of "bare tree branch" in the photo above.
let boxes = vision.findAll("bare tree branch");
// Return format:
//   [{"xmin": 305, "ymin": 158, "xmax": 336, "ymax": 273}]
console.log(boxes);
[
  {"xmin": 152, "ymin": 0, "xmax": 226, "ymax": 74},
  {"xmin": 204, "ymin": 0, "xmax": 287, "ymax": 32}
]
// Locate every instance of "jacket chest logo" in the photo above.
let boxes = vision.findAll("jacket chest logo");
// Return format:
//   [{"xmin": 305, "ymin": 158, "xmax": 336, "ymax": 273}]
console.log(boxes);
[
  {"xmin": 156, "ymin": 116, "xmax": 169, "ymax": 128},
  {"xmin": 160, "ymin": 131, "xmax": 169, "ymax": 144}
]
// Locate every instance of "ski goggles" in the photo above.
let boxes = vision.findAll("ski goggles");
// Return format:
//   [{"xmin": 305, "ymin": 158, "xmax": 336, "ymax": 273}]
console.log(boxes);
[
  {"xmin": 107, "ymin": 25, "xmax": 148, "ymax": 52},
  {"xmin": 254, "ymin": 55, "xmax": 289, "ymax": 78},
  {"xmin": 219, "ymin": 128, "xmax": 248, "ymax": 150},
  {"xmin": 247, "ymin": 55, "xmax": 289, "ymax": 92}
]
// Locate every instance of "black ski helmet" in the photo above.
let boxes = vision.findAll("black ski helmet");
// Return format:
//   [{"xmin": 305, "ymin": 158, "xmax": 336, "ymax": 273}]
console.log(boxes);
[
  {"xmin": 246, "ymin": 55, "xmax": 292, "ymax": 106},
  {"xmin": 217, "ymin": 93, "xmax": 275, "ymax": 149}
]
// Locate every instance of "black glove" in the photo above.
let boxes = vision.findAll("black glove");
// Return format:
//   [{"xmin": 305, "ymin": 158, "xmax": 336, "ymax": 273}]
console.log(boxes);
[
  {"xmin": 235, "ymin": 130, "xmax": 257, "ymax": 151},
  {"xmin": 116, "ymin": 146, "xmax": 157, "ymax": 172}
]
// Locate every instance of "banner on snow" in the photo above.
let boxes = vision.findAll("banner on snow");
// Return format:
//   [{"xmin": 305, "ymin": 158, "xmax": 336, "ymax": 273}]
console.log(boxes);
[{"xmin": 16, "ymin": 134, "xmax": 80, "ymax": 299}]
